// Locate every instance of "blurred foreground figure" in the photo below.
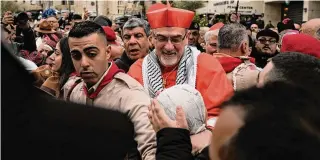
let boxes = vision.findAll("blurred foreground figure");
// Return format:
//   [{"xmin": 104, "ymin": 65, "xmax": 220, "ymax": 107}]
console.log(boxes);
[
  {"xmin": 155, "ymin": 85, "xmax": 207, "ymax": 155},
  {"xmin": 152, "ymin": 82, "xmax": 320, "ymax": 160},
  {"xmin": 2, "ymin": 42, "xmax": 135, "ymax": 160}
]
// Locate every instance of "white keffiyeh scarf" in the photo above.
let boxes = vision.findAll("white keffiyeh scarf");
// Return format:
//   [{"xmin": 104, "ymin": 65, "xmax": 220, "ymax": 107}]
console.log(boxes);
[{"xmin": 142, "ymin": 46, "xmax": 200, "ymax": 98}]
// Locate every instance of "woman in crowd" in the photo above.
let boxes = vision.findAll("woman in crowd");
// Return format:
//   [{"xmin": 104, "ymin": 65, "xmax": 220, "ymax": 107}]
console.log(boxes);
[{"xmin": 33, "ymin": 37, "xmax": 75, "ymax": 98}]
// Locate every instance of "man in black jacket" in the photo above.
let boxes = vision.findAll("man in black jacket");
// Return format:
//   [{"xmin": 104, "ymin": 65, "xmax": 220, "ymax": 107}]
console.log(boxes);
[
  {"xmin": 151, "ymin": 82, "xmax": 320, "ymax": 160},
  {"xmin": 115, "ymin": 18, "xmax": 150, "ymax": 72}
]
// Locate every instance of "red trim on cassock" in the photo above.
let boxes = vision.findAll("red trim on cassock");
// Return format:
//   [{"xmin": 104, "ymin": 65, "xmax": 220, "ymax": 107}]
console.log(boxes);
[{"xmin": 218, "ymin": 57, "xmax": 255, "ymax": 73}]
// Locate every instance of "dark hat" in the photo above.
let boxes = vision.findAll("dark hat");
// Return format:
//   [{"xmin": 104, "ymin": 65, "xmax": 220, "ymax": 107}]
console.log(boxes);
[
  {"xmin": 257, "ymin": 29, "xmax": 279, "ymax": 42},
  {"xmin": 93, "ymin": 15, "xmax": 112, "ymax": 27},
  {"xmin": 72, "ymin": 14, "xmax": 82, "ymax": 20},
  {"xmin": 189, "ymin": 21, "xmax": 200, "ymax": 30}
]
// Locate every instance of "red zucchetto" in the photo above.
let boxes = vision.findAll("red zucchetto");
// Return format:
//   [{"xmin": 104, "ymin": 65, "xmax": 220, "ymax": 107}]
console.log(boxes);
[{"xmin": 146, "ymin": 3, "xmax": 194, "ymax": 29}]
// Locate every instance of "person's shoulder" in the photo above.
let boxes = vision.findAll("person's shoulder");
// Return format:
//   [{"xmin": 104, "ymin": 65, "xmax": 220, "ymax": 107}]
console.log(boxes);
[
  {"xmin": 197, "ymin": 53, "xmax": 222, "ymax": 71},
  {"xmin": 127, "ymin": 58, "xmax": 144, "ymax": 77},
  {"xmin": 130, "ymin": 58, "xmax": 143, "ymax": 69},
  {"xmin": 114, "ymin": 72, "xmax": 145, "ymax": 90}
]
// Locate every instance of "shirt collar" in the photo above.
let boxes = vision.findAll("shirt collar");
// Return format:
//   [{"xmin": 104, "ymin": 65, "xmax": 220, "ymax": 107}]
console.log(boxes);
[{"xmin": 86, "ymin": 62, "xmax": 112, "ymax": 94}]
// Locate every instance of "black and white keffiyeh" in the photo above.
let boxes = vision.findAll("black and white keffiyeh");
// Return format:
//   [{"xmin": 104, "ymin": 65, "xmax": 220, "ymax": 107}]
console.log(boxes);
[{"xmin": 142, "ymin": 46, "xmax": 200, "ymax": 98}]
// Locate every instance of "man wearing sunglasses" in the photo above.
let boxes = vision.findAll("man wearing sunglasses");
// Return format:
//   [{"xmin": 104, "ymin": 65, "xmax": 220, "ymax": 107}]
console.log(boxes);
[
  {"xmin": 128, "ymin": 3, "xmax": 233, "ymax": 154},
  {"xmin": 251, "ymin": 29, "xmax": 279, "ymax": 68},
  {"xmin": 188, "ymin": 21, "xmax": 205, "ymax": 52}
]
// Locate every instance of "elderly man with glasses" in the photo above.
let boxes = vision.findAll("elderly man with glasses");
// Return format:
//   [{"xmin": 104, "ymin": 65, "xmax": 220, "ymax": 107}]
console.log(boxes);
[{"xmin": 128, "ymin": 3, "xmax": 233, "ymax": 154}]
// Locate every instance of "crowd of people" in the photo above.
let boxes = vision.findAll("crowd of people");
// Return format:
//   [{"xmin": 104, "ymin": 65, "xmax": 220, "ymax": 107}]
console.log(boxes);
[{"xmin": 2, "ymin": 2, "xmax": 320, "ymax": 160}]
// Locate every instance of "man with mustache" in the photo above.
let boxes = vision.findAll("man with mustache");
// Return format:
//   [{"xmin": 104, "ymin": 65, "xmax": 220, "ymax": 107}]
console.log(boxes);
[
  {"xmin": 66, "ymin": 21, "xmax": 156, "ymax": 160},
  {"xmin": 128, "ymin": 3, "xmax": 233, "ymax": 153},
  {"xmin": 188, "ymin": 21, "xmax": 205, "ymax": 52},
  {"xmin": 115, "ymin": 18, "xmax": 150, "ymax": 72},
  {"xmin": 251, "ymin": 29, "xmax": 279, "ymax": 68}
]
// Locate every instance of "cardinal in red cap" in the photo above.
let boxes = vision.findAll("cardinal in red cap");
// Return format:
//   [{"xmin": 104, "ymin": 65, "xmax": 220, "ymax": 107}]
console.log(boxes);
[{"xmin": 128, "ymin": 2, "xmax": 233, "ymax": 153}]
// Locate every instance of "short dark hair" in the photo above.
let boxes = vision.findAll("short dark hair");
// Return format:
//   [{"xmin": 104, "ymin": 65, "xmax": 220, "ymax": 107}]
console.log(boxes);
[
  {"xmin": 267, "ymin": 52, "xmax": 320, "ymax": 96},
  {"xmin": 68, "ymin": 21, "xmax": 106, "ymax": 42},
  {"xmin": 220, "ymin": 82, "xmax": 320, "ymax": 160},
  {"xmin": 72, "ymin": 14, "xmax": 82, "ymax": 20}
]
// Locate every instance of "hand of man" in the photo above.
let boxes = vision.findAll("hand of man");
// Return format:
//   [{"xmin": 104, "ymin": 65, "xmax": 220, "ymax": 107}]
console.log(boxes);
[
  {"xmin": 83, "ymin": 10, "xmax": 89, "ymax": 20},
  {"xmin": 2, "ymin": 11, "xmax": 14, "ymax": 25},
  {"xmin": 190, "ymin": 129, "xmax": 212, "ymax": 154},
  {"xmin": 147, "ymin": 99, "xmax": 188, "ymax": 132}
]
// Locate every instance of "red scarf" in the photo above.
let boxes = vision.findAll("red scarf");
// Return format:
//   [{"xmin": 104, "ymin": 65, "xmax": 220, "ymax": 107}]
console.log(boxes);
[
  {"xmin": 218, "ymin": 57, "xmax": 255, "ymax": 73},
  {"xmin": 83, "ymin": 62, "xmax": 124, "ymax": 99}
]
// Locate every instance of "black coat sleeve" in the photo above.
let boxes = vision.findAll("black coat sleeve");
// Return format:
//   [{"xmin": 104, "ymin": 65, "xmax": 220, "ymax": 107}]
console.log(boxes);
[
  {"xmin": 22, "ymin": 27, "xmax": 37, "ymax": 52},
  {"xmin": 156, "ymin": 128, "xmax": 194, "ymax": 160}
]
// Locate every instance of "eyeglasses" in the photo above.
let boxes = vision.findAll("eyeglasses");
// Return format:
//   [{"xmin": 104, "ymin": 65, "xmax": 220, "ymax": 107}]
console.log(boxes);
[
  {"xmin": 154, "ymin": 33, "xmax": 187, "ymax": 44},
  {"xmin": 258, "ymin": 38, "xmax": 277, "ymax": 44}
]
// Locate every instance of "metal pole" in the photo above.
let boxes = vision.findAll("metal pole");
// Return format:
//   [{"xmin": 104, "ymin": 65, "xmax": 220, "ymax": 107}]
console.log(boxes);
[
  {"xmin": 235, "ymin": 0, "xmax": 239, "ymax": 15},
  {"xmin": 68, "ymin": 0, "xmax": 71, "ymax": 12},
  {"xmin": 96, "ymin": 0, "xmax": 98, "ymax": 15}
]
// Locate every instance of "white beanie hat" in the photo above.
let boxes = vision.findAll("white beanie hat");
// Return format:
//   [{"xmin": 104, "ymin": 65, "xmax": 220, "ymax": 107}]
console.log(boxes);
[{"xmin": 156, "ymin": 84, "xmax": 206, "ymax": 135}]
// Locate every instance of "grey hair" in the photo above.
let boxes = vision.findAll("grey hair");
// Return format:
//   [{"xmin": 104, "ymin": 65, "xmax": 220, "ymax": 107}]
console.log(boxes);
[
  {"xmin": 218, "ymin": 23, "xmax": 248, "ymax": 51},
  {"xmin": 156, "ymin": 84, "xmax": 206, "ymax": 135},
  {"xmin": 204, "ymin": 30, "xmax": 219, "ymax": 44},
  {"xmin": 122, "ymin": 18, "xmax": 150, "ymax": 36}
]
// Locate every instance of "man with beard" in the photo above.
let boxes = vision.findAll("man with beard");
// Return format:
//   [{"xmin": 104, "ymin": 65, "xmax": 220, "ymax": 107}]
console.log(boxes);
[
  {"xmin": 251, "ymin": 29, "xmax": 279, "ymax": 68},
  {"xmin": 128, "ymin": 3, "xmax": 233, "ymax": 153},
  {"xmin": 115, "ymin": 18, "xmax": 150, "ymax": 72},
  {"xmin": 65, "ymin": 21, "xmax": 156, "ymax": 160},
  {"xmin": 188, "ymin": 21, "xmax": 205, "ymax": 52}
]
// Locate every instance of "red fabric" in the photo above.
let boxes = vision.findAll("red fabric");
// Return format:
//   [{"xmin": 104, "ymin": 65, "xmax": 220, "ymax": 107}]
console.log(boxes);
[
  {"xmin": 102, "ymin": 26, "xmax": 117, "ymax": 44},
  {"xmin": 20, "ymin": 50, "xmax": 45, "ymax": 66},
  {"xmin": 83, "ymin": 62, "xmax": 124, "ymax": 99},
  {"xmin": 218, "ymin": 56, "xmax": 255, "ymax": 73},
  {"xmin": 281, "ymin": 34, "xmax": 320, "ymax": 58},
  {"xmin": 69, "ymin": 71, "xmax": 79, "ymax": 77},
  {"xmin": 43, "ymin": 34, "xmax": 59, "ymax": 49},
  {"xmin": 128, "ymin": 54, "xmax": 234, "ymax": 121},
  {"xmin": 146, "ymin": 3, "xmax": 194, "ymax": 29},
  {"xmin": 209, "ymin": 22, "xmax": 224, "ymax": 31},
  {"xmin": 147, "ymin": 3, "xmax": 167, "ymax": 13}
]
